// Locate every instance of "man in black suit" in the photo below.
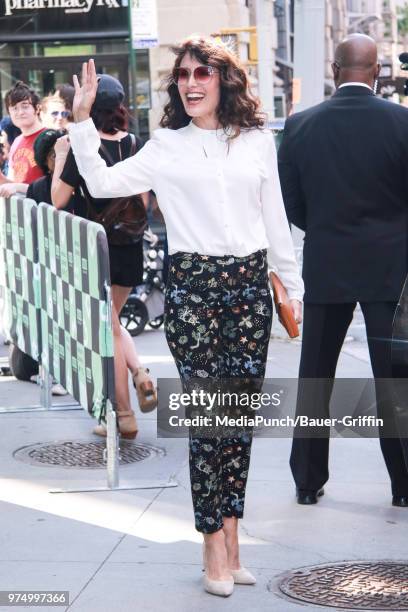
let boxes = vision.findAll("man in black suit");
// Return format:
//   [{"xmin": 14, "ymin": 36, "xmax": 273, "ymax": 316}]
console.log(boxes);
[{"xmin": 278, "ymin": 33, "xmax": 408, "ymax": 507}]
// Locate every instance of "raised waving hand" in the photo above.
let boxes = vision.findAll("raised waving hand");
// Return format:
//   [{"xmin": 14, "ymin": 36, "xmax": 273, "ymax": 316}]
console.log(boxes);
[{"xmin": 72, "ymin": 59, "xmax": 98, "ymax": 123}]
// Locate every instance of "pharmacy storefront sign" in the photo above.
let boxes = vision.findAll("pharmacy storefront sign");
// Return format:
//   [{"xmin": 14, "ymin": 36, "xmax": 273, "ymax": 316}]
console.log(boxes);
[
  {"xmin": 4, "ymin": 0, "xmax": 120, "ymax": 16},
  {"xmin": 0, "ymin": 0, "xmax": 127, "ymax": 41}
]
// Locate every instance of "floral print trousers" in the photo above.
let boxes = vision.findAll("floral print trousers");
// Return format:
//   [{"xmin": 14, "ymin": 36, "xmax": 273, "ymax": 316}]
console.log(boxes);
[{"xmin": 164, "ymin": 250, "xmax": 273, "ymax": 533}]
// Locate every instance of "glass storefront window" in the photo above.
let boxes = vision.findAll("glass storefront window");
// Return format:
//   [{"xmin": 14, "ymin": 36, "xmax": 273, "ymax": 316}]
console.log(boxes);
[
  {"xmin": 0, "ymin": 39, "xmax": 130, "ymax": 58},
  {"xmin": 43, "ymin": 44, "xmax": 97, "ymax": 57},
  {"xmin": 0, "ymin": 40, "xmax": 151, "ymax": 139}
]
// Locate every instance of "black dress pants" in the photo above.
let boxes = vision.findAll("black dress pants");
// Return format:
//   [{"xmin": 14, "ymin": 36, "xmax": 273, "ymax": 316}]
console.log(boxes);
[{"xmin": 290, "ymin": 302, "xmax": 408, "ymax": 495}]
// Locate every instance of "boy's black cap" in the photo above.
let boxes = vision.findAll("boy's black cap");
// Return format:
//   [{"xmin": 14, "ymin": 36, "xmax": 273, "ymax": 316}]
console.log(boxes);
[
  {"xmin": 34, "ymin": 129, "xmax": 66, "ymax": 174},
  {"xmin": 94, "ymin": 74, "xmax": 125, "ymax": 110}
]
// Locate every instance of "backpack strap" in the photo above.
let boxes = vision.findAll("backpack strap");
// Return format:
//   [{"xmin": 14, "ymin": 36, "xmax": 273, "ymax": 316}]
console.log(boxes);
[{"xmin": 129, "ymin": 133, "xmax": 137, "ymax": 156}]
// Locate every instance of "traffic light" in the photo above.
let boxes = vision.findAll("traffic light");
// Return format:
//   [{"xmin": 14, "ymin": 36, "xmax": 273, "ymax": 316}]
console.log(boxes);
[
  {"xmin": 211, "ymin": 27, "xmax": 258, "ymax": 64},
  {"xmin": 249, "ymin": 31, "xmax": 258, "ymax": 62}
]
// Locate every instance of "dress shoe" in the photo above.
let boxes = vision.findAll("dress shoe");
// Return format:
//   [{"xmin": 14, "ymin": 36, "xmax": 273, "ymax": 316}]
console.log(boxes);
[
  {"xmin": 230, "ymin": 567, "xmax": 256, "ymax": 585},
  {"xmin": 202, "ymin": 543, "xmax": 235, "ymax": 595},
  {"xmin": 296, "ymin": 488, "xmax": 324, "ymax": 505},
  {"xmin": 203, "ymin": 573, "xmax": 234, "ymax": 597},
  {"xmin": 392, "ymin": 495, "xmax": 408, "ymax": 507}
]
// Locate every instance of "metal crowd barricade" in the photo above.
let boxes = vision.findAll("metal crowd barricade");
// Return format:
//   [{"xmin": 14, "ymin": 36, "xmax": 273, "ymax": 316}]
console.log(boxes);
[
  {"xmin": 36, "ymin": 202, "xmax": 114, "ymax": 421},
  {"xmin": 35, "ymin": 201, "xmax": 121, "ymax": 492},
  {"xmin": 0, "ymin": 195, "xmax": 80, "ymax": 413},
  {"xmin": 0, "ymin": 195, "xmax": 176, "ymax": 494},
  {"xmin": 0, "ymin": 196, "xmax": 40, "ymax": 364}
]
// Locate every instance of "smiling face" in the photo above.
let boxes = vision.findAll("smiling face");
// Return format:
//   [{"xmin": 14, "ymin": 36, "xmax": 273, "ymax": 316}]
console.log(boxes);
[
  {"xmin": 177, "ymin": 53, "xmax": 221, "ymax": 128},
  {"xmin": 8, "ymin": 99, "xmax": 40, "ymax": 132}
]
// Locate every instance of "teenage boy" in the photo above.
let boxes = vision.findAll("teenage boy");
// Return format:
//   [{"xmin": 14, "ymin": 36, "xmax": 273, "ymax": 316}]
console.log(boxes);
[{"xmin": 0, "ymin": 81, "xmax": 45, "ymax": 197}]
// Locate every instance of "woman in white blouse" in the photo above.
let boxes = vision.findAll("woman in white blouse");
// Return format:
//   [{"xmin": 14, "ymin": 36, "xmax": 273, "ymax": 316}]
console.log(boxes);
[{"xmin": 69, "ymin": 35, "xmax": 304, "ymax": 598}]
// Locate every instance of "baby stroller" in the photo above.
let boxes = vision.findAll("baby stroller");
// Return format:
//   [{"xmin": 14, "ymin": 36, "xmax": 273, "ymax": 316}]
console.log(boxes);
[{"xmin": 120, "ymin": 229, "xmax": 166, "ymax": 336}]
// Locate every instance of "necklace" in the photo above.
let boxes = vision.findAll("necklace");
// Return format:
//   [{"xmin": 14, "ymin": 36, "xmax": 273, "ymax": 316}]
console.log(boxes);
[{"xmin": 201, "ymin": 131, "xmax": 230, "ymax": 159}]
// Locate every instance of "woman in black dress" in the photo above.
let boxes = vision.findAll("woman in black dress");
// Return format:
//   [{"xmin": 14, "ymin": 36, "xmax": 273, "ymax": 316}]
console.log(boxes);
[{"xmin": 51, "ymin": 74, "xmax": 157, "ymax": 439}]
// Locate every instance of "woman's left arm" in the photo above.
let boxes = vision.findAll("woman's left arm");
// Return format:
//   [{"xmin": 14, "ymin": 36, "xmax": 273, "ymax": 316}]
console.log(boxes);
[{"xmin": 260, "ymin": 131, "xmax": 304, "ymax": 310}]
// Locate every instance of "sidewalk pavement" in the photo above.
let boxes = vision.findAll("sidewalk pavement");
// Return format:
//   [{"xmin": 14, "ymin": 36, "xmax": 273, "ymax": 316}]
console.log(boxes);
[{"xmin": 0, "ymin": 327, "xmax": 406, "ymax": 612}]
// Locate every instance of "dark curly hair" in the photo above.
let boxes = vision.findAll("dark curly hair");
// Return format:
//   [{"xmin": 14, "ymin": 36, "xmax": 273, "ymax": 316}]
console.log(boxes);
[
  {"xmin": 159, "ymin": 35, "xmax": 266, "ymax": 140},
  {"xmin": 90, "ymin": 104, "xmax": 129, "ymax": 135}
]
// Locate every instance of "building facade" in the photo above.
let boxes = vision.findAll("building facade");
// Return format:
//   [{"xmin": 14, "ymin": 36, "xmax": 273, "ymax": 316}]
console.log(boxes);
[
  {"xmin": 325, "ymin": 0, "xmax": 348, "ymax": 94},
  {"xmin": 347, "ymin": 0, "xmax": 399, "ymax": 80},
  {"xmin": 1, "ymin": 0, "xmax": 402, "ymax": 138},
  {"xmin": 148, "ymin": 0, "xmax": 252, "ymax": 129}
]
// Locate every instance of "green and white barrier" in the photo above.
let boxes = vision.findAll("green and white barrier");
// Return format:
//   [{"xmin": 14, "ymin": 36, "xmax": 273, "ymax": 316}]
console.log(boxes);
[
  {"xmin": 0, "ymin": 195, "xmax": 114, "ymax": 421},
  {"xmin": 0, "ymin": 194, "xmax": 176, "ymax": 494},
  {"xmin": 37, "ymin": 202, "xmax": 114, "ymax": 421},
  {"xmin": 0, "ymin": 196, "xmax": 40, "ymax": 361}
]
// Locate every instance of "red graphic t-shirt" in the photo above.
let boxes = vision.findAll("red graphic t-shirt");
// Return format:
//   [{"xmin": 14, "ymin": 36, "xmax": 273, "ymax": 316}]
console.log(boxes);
[{"xmin": 9, "ymin": 128, "xmax": 45, "ymax": 184}]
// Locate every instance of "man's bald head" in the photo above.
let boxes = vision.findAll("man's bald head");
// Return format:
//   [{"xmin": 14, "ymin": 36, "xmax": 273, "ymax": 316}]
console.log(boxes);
[{"xmin": 332, "ymin": 34, "xmax": 381, "ymax": 89}]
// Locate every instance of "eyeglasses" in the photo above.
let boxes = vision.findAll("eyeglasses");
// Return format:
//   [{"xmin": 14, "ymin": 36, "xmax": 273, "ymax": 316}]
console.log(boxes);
[
  {"xmin": 173, "ymin": 65, "xmax": 218, "ymax": 85},
  {"xmin": 9, "ymin": 102, "xmax": 33, "ymax": 115},
  {"xmin": 51, "ymin": 111, "xmax": 70, "ymax": 119}
]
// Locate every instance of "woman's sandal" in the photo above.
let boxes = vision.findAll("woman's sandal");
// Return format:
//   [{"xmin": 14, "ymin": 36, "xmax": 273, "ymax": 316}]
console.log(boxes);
[
  {"xmin": 132, "ymin": 367, "xmax": 158, "ymax": 413},
  {"xmin": 93, "ymin": 409, "xmax": 138, "ymax": 440}
]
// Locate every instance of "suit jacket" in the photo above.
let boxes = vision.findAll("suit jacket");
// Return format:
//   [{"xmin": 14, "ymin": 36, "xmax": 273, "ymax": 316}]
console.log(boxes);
[{"xmin": 278, "ymin": 85, "xmax": 408, "ymax": 303}]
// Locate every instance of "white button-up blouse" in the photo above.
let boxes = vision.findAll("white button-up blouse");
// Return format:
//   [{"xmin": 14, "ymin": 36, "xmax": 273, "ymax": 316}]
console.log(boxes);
[{"xmin": 68, "ymin": 118, "xmax": 304, "ymax": 301}]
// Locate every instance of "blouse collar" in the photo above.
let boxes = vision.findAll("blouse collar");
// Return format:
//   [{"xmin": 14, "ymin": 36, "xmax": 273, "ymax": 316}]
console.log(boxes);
[{"xmin": 187, "ymin": 120, "xmax": 233, "ymax": 142}]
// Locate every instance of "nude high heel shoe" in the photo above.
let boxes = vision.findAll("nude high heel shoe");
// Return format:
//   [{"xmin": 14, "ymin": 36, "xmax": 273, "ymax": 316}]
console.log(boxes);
[
  {"xmin": 203, "ymin": 574, "xmax": 234, "ymax": 597},
  {"xmin": 202, "ymin": 543, "xmax": 234, "ymax": 597},
  {"xmin": 229, "ymin": 567, "xmax": 257, "ymax": 585},
  {"xmin": 222, "ymin": 519, "xmax": 256, "ymax": 585}
]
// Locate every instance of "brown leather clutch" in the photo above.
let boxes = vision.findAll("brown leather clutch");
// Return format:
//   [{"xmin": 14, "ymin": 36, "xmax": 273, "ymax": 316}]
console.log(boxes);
[{"xmin": 269, "ymin": 271, "xmax": 300, "ymax": 339}]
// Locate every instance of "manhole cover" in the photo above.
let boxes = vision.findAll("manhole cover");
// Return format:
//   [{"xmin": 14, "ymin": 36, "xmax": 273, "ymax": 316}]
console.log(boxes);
[
  {"xmin": 278, "ymin": 561, "xmax": 408, "ymax": 610},
  {"xmin": 13, "ymin": 440, "xmax": 164, "ymax": 468}
]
